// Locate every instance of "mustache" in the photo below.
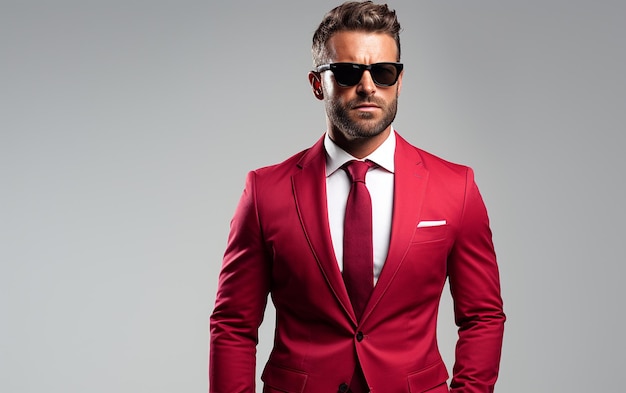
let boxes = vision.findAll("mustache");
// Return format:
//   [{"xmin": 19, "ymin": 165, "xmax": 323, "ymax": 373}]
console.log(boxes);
[{"xmin": 348, "ymin": 97, "xmax": 385, "ymax": 108}]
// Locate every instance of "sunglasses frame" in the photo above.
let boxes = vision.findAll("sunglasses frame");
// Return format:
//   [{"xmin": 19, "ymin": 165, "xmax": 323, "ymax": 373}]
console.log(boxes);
[{"xmin": 315, "ymin": 62, "xmax": 404, "ymax": 87}]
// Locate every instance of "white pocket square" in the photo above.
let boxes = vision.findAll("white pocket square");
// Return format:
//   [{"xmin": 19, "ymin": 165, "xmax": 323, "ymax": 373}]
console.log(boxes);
[{"xmin": 417, "ymin": 220, "xmax": 447, "ymax": 228}]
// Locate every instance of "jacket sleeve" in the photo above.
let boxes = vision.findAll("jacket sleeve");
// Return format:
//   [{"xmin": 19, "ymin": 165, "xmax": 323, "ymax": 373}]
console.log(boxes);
[
  {"xmin": 448, "ymin": 168, "xmax": 506, "ymax": 393},
  {"xmin": 209, "ymin": 171, "xmax": 271, "ymax": 393}
]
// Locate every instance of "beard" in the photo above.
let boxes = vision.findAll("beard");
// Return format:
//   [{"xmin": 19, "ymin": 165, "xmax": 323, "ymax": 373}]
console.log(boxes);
[{"xmin": 325, "ymin": 93, "xmax": 398, "ymax": 140}]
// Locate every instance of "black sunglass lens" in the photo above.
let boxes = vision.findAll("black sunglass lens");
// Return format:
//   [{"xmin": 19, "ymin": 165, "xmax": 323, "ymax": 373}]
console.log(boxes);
[
  {"xmin": 332, "ymin": 64, "xmax": 362, "ymax": 86},
  {"xmin": 371, "ymin": 64, "xmax": 398, "ymax": 86}
]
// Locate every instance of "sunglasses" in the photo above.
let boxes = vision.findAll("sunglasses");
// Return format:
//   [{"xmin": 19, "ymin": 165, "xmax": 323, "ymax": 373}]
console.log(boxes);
[{"xmin": 315, "ymin": 62, "xmax": 403, "ymax": 87}]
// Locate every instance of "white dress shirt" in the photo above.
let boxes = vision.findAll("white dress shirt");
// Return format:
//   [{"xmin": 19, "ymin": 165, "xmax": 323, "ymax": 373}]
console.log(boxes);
[{"xmin": 324, "ymin": 129, "xmax": 395, "ymax": 284}]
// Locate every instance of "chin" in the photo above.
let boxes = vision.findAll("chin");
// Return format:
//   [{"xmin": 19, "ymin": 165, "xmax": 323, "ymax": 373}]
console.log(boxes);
[
  {"xmin": 353, "ymin": 111, "xmax": 376, "ymax": 120},
  {"xmin": 346, "ymin": 124, "xmax": 388, "ymax": 139}
]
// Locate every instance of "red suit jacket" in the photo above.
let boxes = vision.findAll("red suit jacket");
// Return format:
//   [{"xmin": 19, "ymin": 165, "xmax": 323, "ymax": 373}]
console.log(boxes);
[{"xmin": 210, "ymin": 132, "xmax": 505, "ymax": 393}]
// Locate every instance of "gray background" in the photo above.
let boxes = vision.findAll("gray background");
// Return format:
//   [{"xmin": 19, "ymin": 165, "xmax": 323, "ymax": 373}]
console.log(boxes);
[{"xmin": 1, "ymin": 1, "xmax": 624, "ymax": 392}]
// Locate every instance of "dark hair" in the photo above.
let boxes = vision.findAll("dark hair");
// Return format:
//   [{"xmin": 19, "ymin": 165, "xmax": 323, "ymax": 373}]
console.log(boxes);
[{"xmin": 312, "ymin": 1, "xmax": 401, "ymax": 67}]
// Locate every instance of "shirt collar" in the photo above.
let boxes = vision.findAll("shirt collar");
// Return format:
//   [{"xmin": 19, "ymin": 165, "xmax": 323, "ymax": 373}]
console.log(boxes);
[{"xmin": 324, "ymin": 127, "xmax": 396, "ymax": 177}]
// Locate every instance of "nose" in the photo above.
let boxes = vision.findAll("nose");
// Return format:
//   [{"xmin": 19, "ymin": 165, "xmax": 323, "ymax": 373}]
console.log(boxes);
[{"xmin": 356, "ymin": 70, "xmax": 376, "ymax": 96}]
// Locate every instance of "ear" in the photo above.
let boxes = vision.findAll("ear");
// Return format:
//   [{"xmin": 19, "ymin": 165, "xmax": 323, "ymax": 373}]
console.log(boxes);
[
  {"xmin": 396, "ymin": 69, "xmax": 404, "ymax": 96},
  {"xmin": 308, "ymin": 71, "xmax": 324, "ymax": 100}
]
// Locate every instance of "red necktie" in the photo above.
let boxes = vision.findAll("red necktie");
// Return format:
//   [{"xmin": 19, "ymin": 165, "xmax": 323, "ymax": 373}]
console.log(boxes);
[{"xmin": 342, "ymin": 160, "xmax": 375, "ymax": 322}]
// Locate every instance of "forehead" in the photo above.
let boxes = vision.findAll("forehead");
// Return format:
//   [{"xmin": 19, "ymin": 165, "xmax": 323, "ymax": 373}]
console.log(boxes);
[{"xmin": 326, "ymin": 31, "xmax": 398, "ymax": 63}]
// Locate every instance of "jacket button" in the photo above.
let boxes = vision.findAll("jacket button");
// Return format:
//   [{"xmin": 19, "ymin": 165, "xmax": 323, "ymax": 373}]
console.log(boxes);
[
  {"xmin": 338, "ymin": 382, "xmax": 349, "ymax": 392},
  {"xmin": 356, "ymin": 331, "xmax": 364, "ymax": 342}
]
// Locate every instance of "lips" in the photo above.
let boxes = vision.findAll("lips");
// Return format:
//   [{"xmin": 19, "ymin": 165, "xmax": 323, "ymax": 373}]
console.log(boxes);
[
  {"xmin": 353, "ymin": 103, "xmax": 380, "ymax": 110},
  {"xmin": 350, "ymin": 97, "xmax": 384, "ymax": 110}
]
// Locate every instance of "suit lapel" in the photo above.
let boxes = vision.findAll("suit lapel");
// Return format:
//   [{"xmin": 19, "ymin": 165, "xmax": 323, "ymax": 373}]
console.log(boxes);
[
  {"xmin": 292, "ymin": 137, "xmax": 356, "ymax": 323},
  {"xmin": 362, "ymin": 133, "xmax": 429, "ymax": 322}
]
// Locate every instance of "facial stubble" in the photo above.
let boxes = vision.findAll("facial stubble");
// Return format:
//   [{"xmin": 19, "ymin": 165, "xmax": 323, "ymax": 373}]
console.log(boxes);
[{"xmin": 326, "ymin": 91, "xmax": 399, "ymax": 141}]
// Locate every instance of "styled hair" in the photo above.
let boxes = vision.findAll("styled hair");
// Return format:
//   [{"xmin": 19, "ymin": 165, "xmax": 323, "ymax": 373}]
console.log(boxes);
[{"xmin": 312, "ymin": 1, "xmax": 401, "ymax": 67}]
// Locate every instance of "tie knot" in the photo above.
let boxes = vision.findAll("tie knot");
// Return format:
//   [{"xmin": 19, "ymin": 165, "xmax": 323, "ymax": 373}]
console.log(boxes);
[{"xmin": 343, "ymin": 160, "xmax": 375, "ymax": 183}]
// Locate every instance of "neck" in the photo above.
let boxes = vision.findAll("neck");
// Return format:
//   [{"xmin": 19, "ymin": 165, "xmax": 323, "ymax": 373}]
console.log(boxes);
[{"xmin": 328, "ymin": 127, "xmax": 391, "ymax": 159}]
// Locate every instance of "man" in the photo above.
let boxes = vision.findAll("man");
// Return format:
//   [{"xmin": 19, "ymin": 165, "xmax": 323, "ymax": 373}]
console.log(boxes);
[{"xmin": 210, "ymin": 1, "xmax": 505, "ymax": 392}]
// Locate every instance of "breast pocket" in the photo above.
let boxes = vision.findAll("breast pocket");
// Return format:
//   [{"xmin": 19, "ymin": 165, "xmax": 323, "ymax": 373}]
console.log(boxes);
[{"xmin": 411, "ymin": 225, "xmax": 448, "ymax": 244}]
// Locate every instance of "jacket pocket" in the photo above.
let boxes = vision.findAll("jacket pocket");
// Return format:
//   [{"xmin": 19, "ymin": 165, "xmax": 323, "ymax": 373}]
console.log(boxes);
[
  {"xmin": 407, "ymin": 361, "xmax": 449, "ymax": 392},
  {"xmin": 261, "ymin": 364, "xmax": 307, "ymax": 393},
  {"xmin": 411, "ymin": 225, "xmax": 448, "ymax": 244}
]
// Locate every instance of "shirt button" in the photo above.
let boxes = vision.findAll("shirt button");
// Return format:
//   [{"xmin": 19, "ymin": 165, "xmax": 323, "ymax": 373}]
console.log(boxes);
[
  {"xmin": 338, "ymin": 382, "xmax": 349, "ymax": 392},
  {"xmin": 356, "ymin": 331, "xmax": 364, "ymax": 342}
]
